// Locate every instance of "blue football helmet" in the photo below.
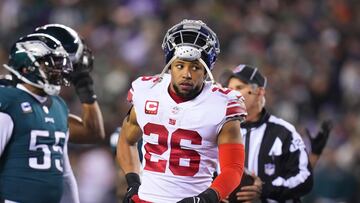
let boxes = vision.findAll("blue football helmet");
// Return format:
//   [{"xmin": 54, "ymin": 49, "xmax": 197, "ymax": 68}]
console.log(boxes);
[
  {"xmin": 159, "ymin": 19, "xmax": 220, "ymax": 84},
  {"xmin": 3, "ymin": 33, "xmax": 73, "ymax": 95}
]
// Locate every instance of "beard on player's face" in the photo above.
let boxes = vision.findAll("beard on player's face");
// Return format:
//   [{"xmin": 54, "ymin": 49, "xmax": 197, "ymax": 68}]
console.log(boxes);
[{"xmin": 172, "ymin": 82, "xmax": 203, "ymax": 100}]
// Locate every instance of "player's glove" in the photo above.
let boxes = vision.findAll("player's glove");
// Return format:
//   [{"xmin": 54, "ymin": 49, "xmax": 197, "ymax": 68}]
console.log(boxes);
[
  {"xmin": 177, "ymin": 188, "xmax": 219, "ymax": 203},
  {"xmin": 70, "ymin": 41, "xmax": 96, "ymax": 104},
  {"xmin": 123, "ymin": 173, "xmax": 141, "ymax": 203},
  {"xmin": 306, "ymin": 120, "xmax": 333, "ymax": 155}
]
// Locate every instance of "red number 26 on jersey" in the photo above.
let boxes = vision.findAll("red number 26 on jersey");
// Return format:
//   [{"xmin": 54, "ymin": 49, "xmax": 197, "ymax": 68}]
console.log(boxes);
[{"xmin": 143, "ymin": 123, "xmax": 202, "ymax": 177}]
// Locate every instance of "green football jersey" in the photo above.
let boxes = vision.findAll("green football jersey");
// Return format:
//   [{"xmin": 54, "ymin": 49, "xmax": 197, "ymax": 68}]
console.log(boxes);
[{"xmin": 0, "ymin": 86, "xmax": 69, "ymax": 203}]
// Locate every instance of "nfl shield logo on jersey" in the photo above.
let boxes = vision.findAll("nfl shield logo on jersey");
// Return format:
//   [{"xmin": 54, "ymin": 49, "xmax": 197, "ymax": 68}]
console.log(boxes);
[
  {"xmin": 264, "ymin": 163, "xmax": 275, "ymax": 176},
  {"xmin": 21, "ymin": 102, "xmax": 32, "ymax": 113},
  {"xmin": 169, "ymin": 118, "xmax": 176, "ymax": 125},
  {"xmin": 145, "ymin": 100, "xmax": 159, "ymax": 115},
  {"xmin": 171, "ymin": 106, "xmax": 181, "ymax": 114}
]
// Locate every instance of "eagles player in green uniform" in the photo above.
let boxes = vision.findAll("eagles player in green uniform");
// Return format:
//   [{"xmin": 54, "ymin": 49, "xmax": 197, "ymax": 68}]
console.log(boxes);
[
  {"xmin": 33, "ymin": 24, "xmax": 105, "ymax": 144},
  {"xmin": 0, "ymin": 24, "xmax": 105, "ymax": 144},
  {"xmin": 0, "ymin": 33, "xmax": 80, "ymax": 202}
]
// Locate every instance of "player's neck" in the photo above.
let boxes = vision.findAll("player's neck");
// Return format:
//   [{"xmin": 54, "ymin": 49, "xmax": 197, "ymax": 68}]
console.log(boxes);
[
  {"xmin": 22, "ymin": 83, "xmax": 47, "ymax": 96},
  {"xmin": 168, "ymin": 86, "xmax": 190, "ymax": 104}
]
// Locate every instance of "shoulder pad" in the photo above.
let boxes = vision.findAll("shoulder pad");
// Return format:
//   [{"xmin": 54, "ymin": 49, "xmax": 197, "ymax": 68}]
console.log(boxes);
[
  {"xmin": 128, "ymin": 75, "xmax": 162, "ymax": 103},
  {"xmin": 210, "ymin": 84, "xmax": 242, "ymax": 99},
  {"xmin": 50, "ymin": 95, "xmax": 70, "ymax": 116},
  {"xmin": 133, "ymin": 75, "xmax": 161, "ymax": 87}
]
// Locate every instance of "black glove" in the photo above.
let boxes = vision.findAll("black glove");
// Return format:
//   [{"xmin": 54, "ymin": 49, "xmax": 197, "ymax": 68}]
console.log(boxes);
[
  {"xmin": 123, "ymin": 173, "xmax": 141, "ymax": 203},
  {"xmin": 306, "ymin": 120, "xmax": 333, "ymax": 155},
  {"xmin": 70, "ymin": 41, "xmax": 96, "ymax": 104},
  {"xmin": 177, "ymin": 188, "xmax": 219, "ymax": 203}
]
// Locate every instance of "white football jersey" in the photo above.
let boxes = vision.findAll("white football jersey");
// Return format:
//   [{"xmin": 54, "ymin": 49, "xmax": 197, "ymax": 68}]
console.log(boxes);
[{"xmin": 127, "ymin": 74, "xmax": 246, "ymax": 203}]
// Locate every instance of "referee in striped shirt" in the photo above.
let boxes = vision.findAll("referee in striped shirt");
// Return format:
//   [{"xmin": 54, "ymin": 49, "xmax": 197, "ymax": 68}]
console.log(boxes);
[{"xmin": 224, "ymin": 65, "xmax": 313, "ymax": 203}]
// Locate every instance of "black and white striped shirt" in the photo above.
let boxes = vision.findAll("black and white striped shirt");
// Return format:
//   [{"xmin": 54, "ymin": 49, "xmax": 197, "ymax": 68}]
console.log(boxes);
[{"xmin": 241, "ymin": 109, "xmax": 313, "ymax": 203}]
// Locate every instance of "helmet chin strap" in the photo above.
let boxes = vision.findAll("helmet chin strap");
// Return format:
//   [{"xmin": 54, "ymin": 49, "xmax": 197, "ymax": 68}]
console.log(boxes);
[
  {"xmin": 198, "ymin": 58, "xmax": 215, "ymax": 85},
  {"xmin": 151, "ymin": 55, "xmax": 176, "ymax": 88}
]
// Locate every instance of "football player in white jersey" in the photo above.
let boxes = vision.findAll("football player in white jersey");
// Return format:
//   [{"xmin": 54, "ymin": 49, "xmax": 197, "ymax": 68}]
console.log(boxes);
[{"xmin": 117, "ymin": 19, "xmax": 247, "ymax": 203}]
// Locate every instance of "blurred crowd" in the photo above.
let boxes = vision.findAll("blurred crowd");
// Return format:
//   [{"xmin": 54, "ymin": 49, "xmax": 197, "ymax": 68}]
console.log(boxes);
[{"xmin": 1, "ymin": 0, "xmax": 360, "ymax": 202}]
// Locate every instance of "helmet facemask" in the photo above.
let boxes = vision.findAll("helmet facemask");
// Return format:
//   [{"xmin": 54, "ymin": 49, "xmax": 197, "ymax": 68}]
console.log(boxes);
[{"xmin": 37, "ymin": 54, "xmax": 72, "ymax": 95}]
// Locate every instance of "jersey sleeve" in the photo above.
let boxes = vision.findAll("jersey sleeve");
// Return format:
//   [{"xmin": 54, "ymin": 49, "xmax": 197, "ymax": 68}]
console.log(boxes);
[
  {"xmin": 61, "ymin": 132, "xmax": 80, "ymax": 203},
  {"xmin": 212, "ymin": 86, "xmax": 247, "ymax": 134},
  {"xmin": 223, "ymin": 89, "xmax": 247, "ymax": 123},
  {"xmin": 127, "ymin": 87, "xmax": 134, "ymax": 104}
]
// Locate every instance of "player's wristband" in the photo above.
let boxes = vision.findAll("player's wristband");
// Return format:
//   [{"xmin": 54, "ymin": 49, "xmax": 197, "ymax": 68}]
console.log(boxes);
[
  {"xmin": 198, "ymin": 188, "xmax": 219, "ymax": 203},
  {"xmin": 125, "ymin": 172, "xmax": 141, "ymax": 187}
]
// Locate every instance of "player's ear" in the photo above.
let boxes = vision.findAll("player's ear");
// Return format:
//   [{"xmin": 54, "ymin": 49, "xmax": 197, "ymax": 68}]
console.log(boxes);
[
  {"xmin": 203, "ymin": 70, "xmax": 208, "ymax": 81},
  {"xmin": 202, "ymin": 64, "xmax": 207, "ymax": 77},
  {"xmin": 258, "ymin": 87, "xmax": 265, "ymax": 96}
]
